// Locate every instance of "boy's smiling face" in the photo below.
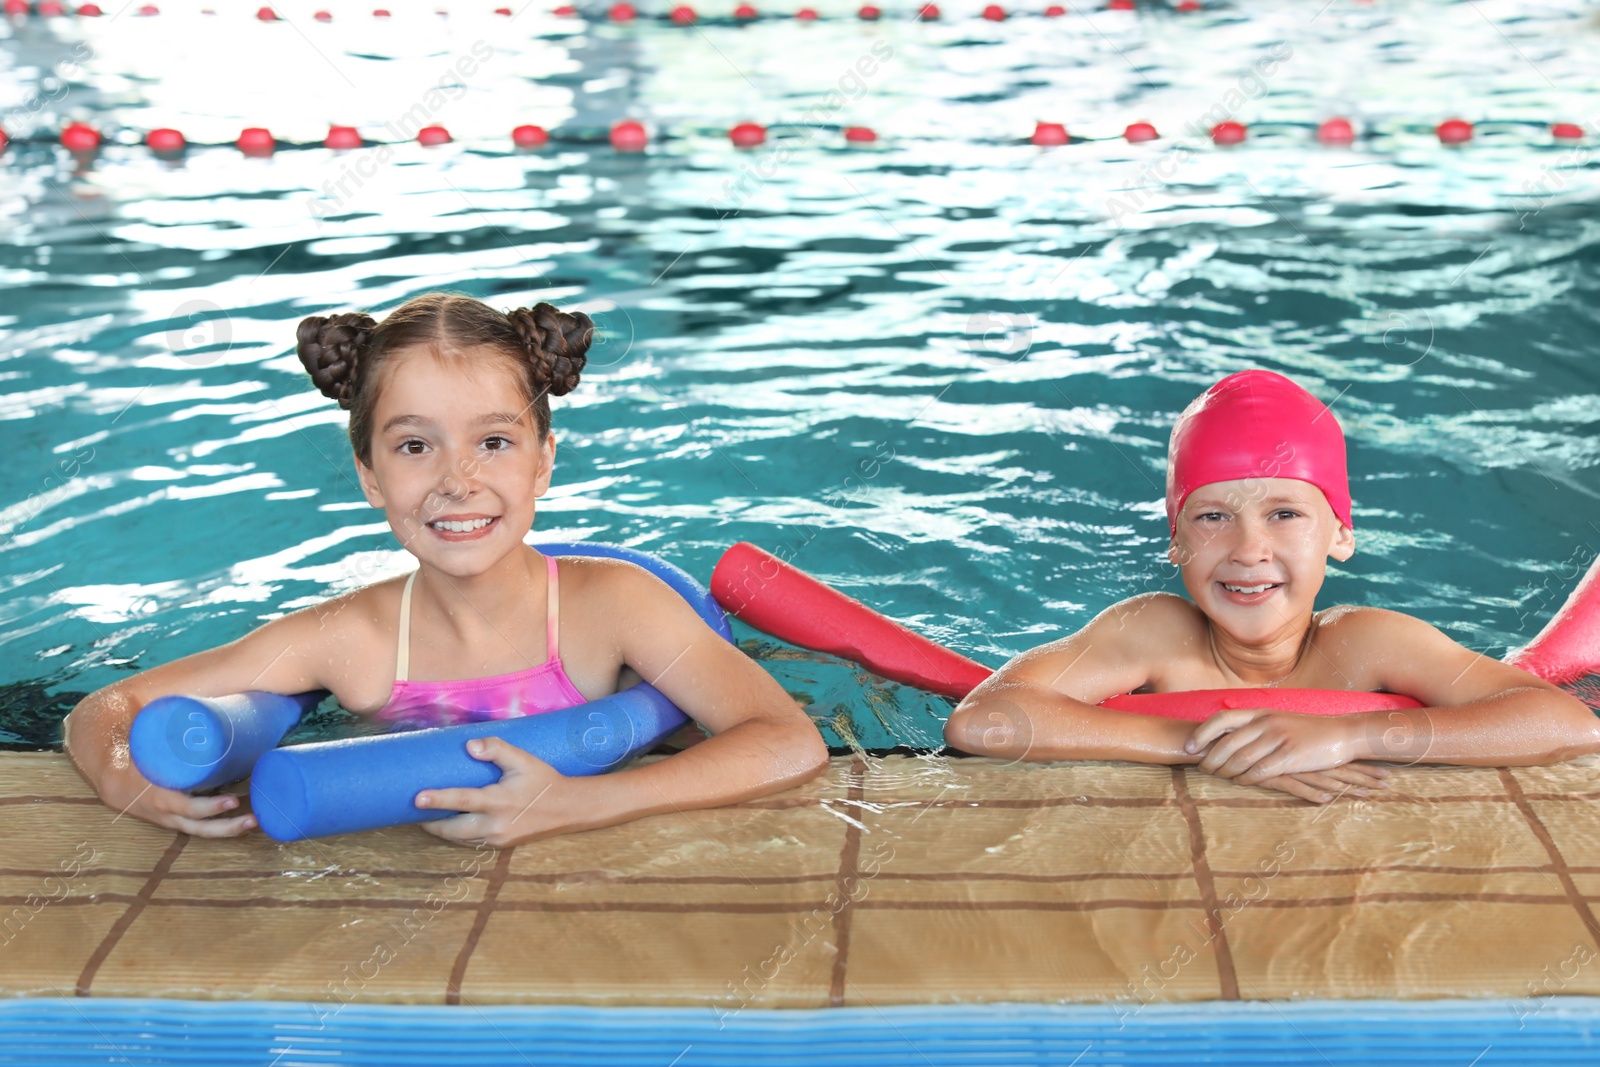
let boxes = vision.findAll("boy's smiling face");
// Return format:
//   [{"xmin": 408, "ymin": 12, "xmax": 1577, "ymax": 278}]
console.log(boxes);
[
  {"xmin": 1167, "ymin": 476, "xmax": 1355, "ymax": 647},
  {"xmin": 354, "ymin": 346, "xmax": 553, "ymax": 576}
]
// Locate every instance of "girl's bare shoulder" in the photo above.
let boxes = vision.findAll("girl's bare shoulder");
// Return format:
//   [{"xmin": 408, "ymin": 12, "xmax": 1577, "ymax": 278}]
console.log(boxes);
[{"xmin": 296, "ymin": 573, "xmax": 410, "ymax": 714}]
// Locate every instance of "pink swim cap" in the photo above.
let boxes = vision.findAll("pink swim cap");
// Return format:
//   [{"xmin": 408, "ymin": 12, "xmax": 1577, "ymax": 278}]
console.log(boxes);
[{"xmin": 1165, "ymin": 369, "xmax": 1353, "ymax": 535}]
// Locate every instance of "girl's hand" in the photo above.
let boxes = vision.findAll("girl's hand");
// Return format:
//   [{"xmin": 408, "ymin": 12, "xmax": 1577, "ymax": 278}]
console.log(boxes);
[
  {"xmin": 102, "ymin": 772, "xmax": 258, "ymax": 837},
  {"xmin": 1185, "ymin": 708, "xmax": 1363, "ymax": 784},
  {"xmin": 1252, "ymin": 764, "xmax": 1392, "ymax": 804},
  {"xmin": 414, "ymin": 736, "xmax": 574, "ymax": 848}
]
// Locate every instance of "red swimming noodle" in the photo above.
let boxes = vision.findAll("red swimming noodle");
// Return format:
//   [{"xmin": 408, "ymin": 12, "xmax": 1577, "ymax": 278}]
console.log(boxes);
[{"xmin": 711, "ymin": 542, "xmax": 1600, "ymax": 720}]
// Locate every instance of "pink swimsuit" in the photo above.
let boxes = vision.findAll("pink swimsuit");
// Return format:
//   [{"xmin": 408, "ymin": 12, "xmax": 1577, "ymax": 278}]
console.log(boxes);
[{"xmin": 373, "ymin": 556, "xmax": 590, "ymax": 732}]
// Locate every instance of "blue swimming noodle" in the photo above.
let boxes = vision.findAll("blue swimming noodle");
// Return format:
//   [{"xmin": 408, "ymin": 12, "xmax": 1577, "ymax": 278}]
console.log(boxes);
[{"xmin": 127, "ymin": 542, "xmax": 728, "ymax": 842}]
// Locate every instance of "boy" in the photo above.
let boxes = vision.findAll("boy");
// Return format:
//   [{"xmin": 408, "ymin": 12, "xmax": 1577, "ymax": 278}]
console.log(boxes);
[{"xmin": 944, "ymin": 370, "xmax": 1600, "ymax": 803}]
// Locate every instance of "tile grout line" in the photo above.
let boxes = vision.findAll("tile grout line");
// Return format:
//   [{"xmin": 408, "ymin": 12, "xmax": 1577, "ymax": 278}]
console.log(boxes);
[
  {"xmin": 74, "ymin": 835, "xmax": 188, "ymax": 996},
  {"xmin": 827, "ymin": 757, "xmax": 868, "ymax": 1008},
  {"xmin": 1499, "ymin": 768, "xmax": 1600, "ymax": 952},
  {"xmin": 1171, "ymin": 766, "xmax": 1240, "ymax": 1000},
  {"xmin": 445, "ymin": 846, "xmax": 516, "ymax": 1006}
]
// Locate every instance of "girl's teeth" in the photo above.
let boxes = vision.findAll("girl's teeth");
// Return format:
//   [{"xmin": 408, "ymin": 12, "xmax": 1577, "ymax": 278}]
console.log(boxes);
[
  {"xmin": 431, "ymin": 518, "xmax": 493, "ymax": 533},
  {"xmin": 1224, "ymin": 583, "xmax": 1276, "ymax": 594}
]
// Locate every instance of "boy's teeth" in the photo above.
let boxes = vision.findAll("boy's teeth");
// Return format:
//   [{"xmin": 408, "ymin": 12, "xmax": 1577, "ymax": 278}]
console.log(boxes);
[
  {"xmin": 431, "ymin": 517, "xmax": 493, "ymax": 533},
  {"xmin": 1224, "ymin": 583, "xmax": 1276, "ymax": 594}
]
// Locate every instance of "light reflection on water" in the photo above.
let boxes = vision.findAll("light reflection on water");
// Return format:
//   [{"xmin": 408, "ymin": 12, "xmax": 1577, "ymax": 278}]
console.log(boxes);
[{"xmin": 0, "ymin": 2, "xmax": 1597, "ymax": 749}]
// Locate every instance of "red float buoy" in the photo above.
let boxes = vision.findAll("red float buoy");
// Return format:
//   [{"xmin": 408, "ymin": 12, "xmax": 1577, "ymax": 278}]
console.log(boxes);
[
  {"xmin": 373, "ymin": 6, "xmax": 390, "ymax": 15},
  {"xmin": 512, "ymin": 124, "xmax": 550, "ymax": 148},
  {"xmin": 77, "ymin": 1, "xmax": 102, "ymax": 12},
  {"xmin": 608, "ymin": 1, "xmax": 635, "ymax": 16},
  {"xmin": 237, "ymin": 127, "xmax": 275, "ymax": 155},
  {"xmin": 1030, "ymin": 121, "xmax": 1068, "ymax": 146},
  {"xmin": 982, "ymin": 3, "xmax": 1005, "ymax": 17},
  {"xmin": 1107, "ymin": 0, "xmax": 1133, "ymax": 9},
  {"xmin": 552, "ymin": 4, "xmax": 577, "ymax": 14},
  {"xmin": 494, "ymin": 4, "xmax": 511, "ymax": 12},
  {"xmin": 669, "ymin": 3, "xmax": 695, "ymax": 21},
  {"xmin": 145, "ymin": 127, "xmax": 185, "ymax": 153},
  {"xmin": 136, "ymin": 3, "xmax": 158, "ymax": 13},
  {"xmin": 795, "ymin": 5, "xmax": 818, "ymax": 16},
  {"xmin": 1176, "ymin": 0, "xmax": 1199, "ymax": 9},
  {"xmin": 38, "ymin": 0, "xmax": 65, "ymax": 13},
  {"xmin": 1317, "ymin": 116, "xmax": 1355, "ymax": 144},
  {"xmin": 844, "ymin": 125, "xmax": 877, "ymax": 143},
  {"xmin": 1043, "ymin": 3, "xmax": 1066, "ymax": 13},
  {"xmin": 417, "ymin": 125, "xmax": 451, "ymax": 146},
  {"xmin": 858, "ymin": 3, "xmax": 880, "ymax": 17},
  {"xmin": 325, "ymin": 125, "xmax": 362, "ymax": 149},
  {"xmin": 61, "ymin": 121, "xmax": 99, "ymax": 152},
  {"xmin": 1123, "ymin": 121, "xmax": 1159, "ymax": 142},
  {"xmin": 1210, "ymin": 120, "xmax": 1246, "ymax": 145},
  {"xmin": 1436, "ymin": 117, "xmax": 1472, "ymax": 144},
  {"xmin": 255, "ymin": 6, "xmax": 277, "ymax": 20},
  {"xmin": 4, "ymin": 0, "xmax": 29, "ymax": 15},
  {"xmin": 917, "ymin": 2, "xmax": 939, "ymax": 17},
  {"xmin": 611, "ymin": 119, "xmax": 648, "ymax": 151},
  {"xmin": 729, "ymin": 121, "xmax": 766, "ymax": 147},
  {"xmin": 0, "ymin": 128, "xmax": 8, "ymax": 151},
  {"xmin": 314, "ymin": 9, "xmax": 331, "ymax": 19},
  {"xmin": 1551, "ymin": 122, "xmax": 1584, "ymax": 141},
  {"xmin": 734, "ymin": 2, "xmax": 757, "ymax": 16}
]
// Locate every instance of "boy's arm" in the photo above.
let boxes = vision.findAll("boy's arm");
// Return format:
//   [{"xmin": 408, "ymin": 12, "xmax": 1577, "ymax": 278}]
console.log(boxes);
[
  {"xmin": 1344, "ymin": 608, "xmax": 1600, "ymax": 766},
  {"xmin": 944, "ymin": 594, "xmax": 1204, "ymax": 765}
]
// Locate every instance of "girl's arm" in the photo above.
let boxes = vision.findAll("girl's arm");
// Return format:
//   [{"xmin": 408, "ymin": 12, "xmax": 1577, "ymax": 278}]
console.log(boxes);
[
  {"xmin": 416, "ymin": 564, "xmax": 829, "ymax": 846},
  {"xmin": 63, "ymin": 604, "xmax": 334, "ymax": 837}
]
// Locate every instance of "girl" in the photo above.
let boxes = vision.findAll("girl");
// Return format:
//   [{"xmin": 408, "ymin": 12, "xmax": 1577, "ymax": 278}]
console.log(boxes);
[{"xmin": 64, "ymin": 293, "xmax": 828, "ymax": 846}]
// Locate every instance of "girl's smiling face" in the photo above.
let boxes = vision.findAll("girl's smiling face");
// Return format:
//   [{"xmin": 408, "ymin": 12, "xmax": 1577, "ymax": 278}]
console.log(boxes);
[
  {"xmin": 353, "ymin": 347, "xmax": 554, "ymax": 574},
  {"xmin": 1167, "ymin": 477, "xmax": 1354, "ymax": 646}
]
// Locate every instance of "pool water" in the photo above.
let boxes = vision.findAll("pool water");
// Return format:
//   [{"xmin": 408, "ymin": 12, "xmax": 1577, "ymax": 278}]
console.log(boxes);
[{"xmin": 1, "ymin": 2, "xmax": 1598, "ymax": 752}]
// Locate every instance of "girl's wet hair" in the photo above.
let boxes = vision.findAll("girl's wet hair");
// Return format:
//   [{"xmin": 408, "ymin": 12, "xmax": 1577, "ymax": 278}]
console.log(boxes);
[{"xmin": 295, "ymin": 293, "xmax": 593, "ymax": 466}]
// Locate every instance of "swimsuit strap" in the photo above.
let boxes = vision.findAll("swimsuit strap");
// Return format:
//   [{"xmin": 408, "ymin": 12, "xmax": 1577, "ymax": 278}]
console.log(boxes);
[
  {"xmin": 395, "ymin": 570, "xmax": 417, "ymax": 683},
  {"xmin": 546, "ymin": 554, "xmax": 561, "ymax": 661}
]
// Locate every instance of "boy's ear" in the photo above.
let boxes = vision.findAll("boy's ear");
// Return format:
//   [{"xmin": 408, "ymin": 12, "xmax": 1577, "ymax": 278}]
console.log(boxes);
[
  {"xmin": 532, "ymin": 432, "xmax": 557, "ymax": 499},
  {"xmin": 1330, "ymin": 522, "xmax": 1355, "ymax": 562},
  {"xmin": 354, "ymin": 452, "xmax": 385, "ymax": 508}
]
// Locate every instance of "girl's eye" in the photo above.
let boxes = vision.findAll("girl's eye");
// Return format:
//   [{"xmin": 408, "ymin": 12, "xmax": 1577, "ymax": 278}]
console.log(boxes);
[
  {"xmin": 483, "ymin": 436, "xmax": 512, "ymax": 451},
  {"xmin": 399, "ymin": 439, "xmax": 428, "ymax": 455}
]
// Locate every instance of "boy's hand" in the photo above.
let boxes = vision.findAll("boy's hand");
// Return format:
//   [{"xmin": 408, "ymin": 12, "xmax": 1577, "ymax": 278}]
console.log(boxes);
[
  {"xmin": 414, "ymin": 737, "xmax": 573, "ymax": 848},
  {"xmin": 1253, "ymin": 764, "xmax": 1391, "ymax": 804},
  {"xmin": 1185, "ymin": 707, "xmax": 1369, "ymax": 784}
]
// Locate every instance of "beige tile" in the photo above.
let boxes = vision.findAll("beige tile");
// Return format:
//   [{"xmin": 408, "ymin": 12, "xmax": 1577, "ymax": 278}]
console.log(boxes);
[
  {"xmin": 0, "ymin": 900, "xmax": 126, "ymax": 996},
  {"xmin": 844, "ymin": 905, "xmax": 1225, "ymax": 1004},
  {"xmin": 1201, "ymin": 800, "xmax": 1550, "ymax": 874},
  {"xmin": 1528, "ymin": 799, "xmax": 1600, "ymax": 869},
  {"xmin": 91, "ymin": 902, "xmax": 479, "ymax": 1001},
  {"xmin": 864, "ymin": 802, "xmax": 1193, "ymax": 880},
  {"xmin": 0, "ymin": 803, "xmax": 178, "ymax": 873},
  {"xmin": 1228, "ymin": 902, "xmax": 1600, "ymax": 999},
  {"xmin": 460, "ymin": 908, "xmax": 836, "ymax": 1007}
]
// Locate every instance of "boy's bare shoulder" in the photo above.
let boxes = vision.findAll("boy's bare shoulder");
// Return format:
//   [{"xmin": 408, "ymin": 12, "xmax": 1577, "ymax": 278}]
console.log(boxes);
[
  {"xmin": 1315, "ymin": 603, "xmax": 1426, "ymax": 643},
  {"xmin": 1088, "ymin": 591, "xmax": 1209, "ymax": 640}
]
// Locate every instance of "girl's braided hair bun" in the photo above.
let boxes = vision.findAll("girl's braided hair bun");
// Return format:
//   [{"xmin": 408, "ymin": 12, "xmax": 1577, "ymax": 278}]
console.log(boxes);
[
  {"xmin": 505, "ymin": 302, "xmax": 594, "ymax": 398},
  {"xmin": 296, "ymin": 312, "xmax": 377, "ymax": 410}
]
